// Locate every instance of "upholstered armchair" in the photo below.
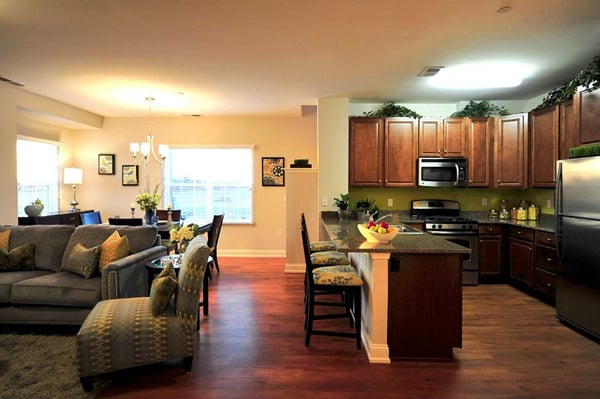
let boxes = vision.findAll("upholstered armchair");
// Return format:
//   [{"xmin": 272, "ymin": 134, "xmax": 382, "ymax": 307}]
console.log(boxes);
[{"xmin": 76, "ymin": 235, "xmax": 211, "ymax": 391}]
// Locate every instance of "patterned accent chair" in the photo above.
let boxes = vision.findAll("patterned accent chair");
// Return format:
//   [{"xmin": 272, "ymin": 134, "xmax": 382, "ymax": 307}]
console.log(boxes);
[
  {"xmin": 301, "ymin": 220, "xmax": 363, "ymax": 349},
  {"xmin": 76, "ymin": 235, "xmax": 211, "ymax": 391}
]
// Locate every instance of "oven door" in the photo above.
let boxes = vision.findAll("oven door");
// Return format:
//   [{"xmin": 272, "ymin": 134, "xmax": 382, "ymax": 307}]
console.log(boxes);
[{"xmin": 428, "ymin": 231, "xmax": 479, "ymax": 285}]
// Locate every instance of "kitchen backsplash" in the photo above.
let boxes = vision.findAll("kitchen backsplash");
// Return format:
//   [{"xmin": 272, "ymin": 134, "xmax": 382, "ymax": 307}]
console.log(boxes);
[{"xmin": 348, "ymin": 187, "xmax": 555, "ymax": 215}]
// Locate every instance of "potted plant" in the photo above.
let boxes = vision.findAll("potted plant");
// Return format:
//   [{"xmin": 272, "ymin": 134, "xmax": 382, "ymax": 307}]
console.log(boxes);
[
  {"xmin": 333, "ymin": 193, "xmax": 351, "ymax": 221},
  {"xmin": 354, "ymin": 198, "xmax": 379, "ymax": 222}
]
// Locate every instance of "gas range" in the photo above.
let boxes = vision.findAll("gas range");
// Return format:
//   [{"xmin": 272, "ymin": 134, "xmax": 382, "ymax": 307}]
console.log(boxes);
[{"xmin": 424, "ymin": 216, "xmax": 478, "ymax": 233}]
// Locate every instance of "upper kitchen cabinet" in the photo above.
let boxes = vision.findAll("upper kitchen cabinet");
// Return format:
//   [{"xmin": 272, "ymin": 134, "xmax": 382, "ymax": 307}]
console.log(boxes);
[
  {"xmin": 466, "ymin": 117, "xmax": 493, "ymax": 187},
  {"xmin": 559, "ymin": 98, "xmax": 578, "ymax": 160},
  {"xmin": 575, "ymin": 88, "xmax": 600, "ymax": 145},
  {"xmin": 349, "ymin": 117, "xmax": 384, "ymax": 187},
  {"xmin": 529, "ymin": 105, "xmax": 559, "ymax": 187},
  {"xmin": 494, "ymin": 113, "xmax": 528, "ymax": 188},
  {"xmin": 349, "ymin": 117, "xmax": 418, "ymax": 187},
  {"xmin": 418, "ymin": 118, "xmax": 466, "ymax": 157}
]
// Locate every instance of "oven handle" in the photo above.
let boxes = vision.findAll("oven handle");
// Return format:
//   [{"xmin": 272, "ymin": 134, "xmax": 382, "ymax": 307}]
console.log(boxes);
[{"xmin": 426, "ymin": 230, "xmax": 479, "ymax": 236}]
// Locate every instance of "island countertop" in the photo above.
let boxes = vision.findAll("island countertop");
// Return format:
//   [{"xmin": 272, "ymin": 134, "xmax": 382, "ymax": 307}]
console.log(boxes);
[{"xmin": 321, "ymin": 213, "xmax": 470, "ymax": 255}]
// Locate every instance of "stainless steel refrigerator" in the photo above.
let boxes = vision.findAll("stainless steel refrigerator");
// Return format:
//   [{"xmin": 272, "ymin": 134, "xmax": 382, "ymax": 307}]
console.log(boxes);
[{"xmin": 555, "ymin": 156, "xmax": 600, "ymax": 341}]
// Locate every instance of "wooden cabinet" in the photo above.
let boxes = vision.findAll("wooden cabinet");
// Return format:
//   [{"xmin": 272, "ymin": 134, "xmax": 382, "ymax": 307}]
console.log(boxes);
[
  {"xmin": 418, "ymin": 118, "xmax": 466, "ymax": 157},
  {"xmin": 559, "ymin": 98, "xmax": 578, "ymax": 160},
  {"xmin": 478, "ymin": 224, "xmax": 504, "ymax": 280},
  {"xmin": 494, "ymin": 113, "xmax": 528, "ymax": 188},
  {"xmin": 575, "ymin": 88, "xmax": 600, "ymax": 145},
  {"xmin": 534, "ymin": 231, "xmax": 558, "ymax": 301},
  {"xmin": 349, "ymin": 117, "xmax": 383, "ymax": 187},
  {"xmin": 18, "ymin": 210, "xmax": 92, "ymax": 226},
  {"xmin": 508, "ymin": 226, "xmax": 534, "ymax": 288},
  {"xmin": 529, "ymin": 106, "xmax": 559, "ymax": 187},
  {"xmin": 467, "ymin": 117, "xmax": 493, "ymax": 187},
  {"xmin": 349, "ymin": 117, "xmax": 418, "ymax": 187}
]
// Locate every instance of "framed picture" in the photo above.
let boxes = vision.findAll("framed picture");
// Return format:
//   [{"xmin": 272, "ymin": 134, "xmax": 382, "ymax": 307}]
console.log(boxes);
[
  {"xmin": 262, "ymin": 157, "xmax": 285, "ymax": 186},
  {"xmin": 98, "ymin": 154, "xmax": 115, "ymax": 175},
  {"xmin": 121, "ymin": 165, "xmax": 139, "ymax": 186}
]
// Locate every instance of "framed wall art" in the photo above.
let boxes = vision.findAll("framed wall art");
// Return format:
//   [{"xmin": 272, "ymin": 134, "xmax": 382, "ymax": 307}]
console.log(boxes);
[
  {"xmin": 98, "ymin": 154, "xmax": 115, "ymax": 175},
  {"xmin": 121, "ymin": 165, "xmax": 139, "ymax": 186},
  {"xmin": 262, "ymin": 157, "xmax": 285, "ymax": 187}
]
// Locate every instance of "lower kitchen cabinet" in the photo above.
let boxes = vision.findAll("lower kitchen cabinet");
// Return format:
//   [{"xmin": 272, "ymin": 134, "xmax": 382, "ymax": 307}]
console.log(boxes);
[
  {"xmin": 534, "ymin": 230, "xmax": 558, "ymax": 302},
  {"xmin": 508, "ymin": 226, "xmax": 535, "ymax": 288},
  {"xmin": 478, "ymin": 224, "xmax": 504, "ymax": 281}
]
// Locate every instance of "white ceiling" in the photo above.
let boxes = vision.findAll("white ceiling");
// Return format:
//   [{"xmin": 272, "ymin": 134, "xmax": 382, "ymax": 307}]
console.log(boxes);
[{"xmin": 1, "ymin": 0, "xmax": 599, "ymax": 117}]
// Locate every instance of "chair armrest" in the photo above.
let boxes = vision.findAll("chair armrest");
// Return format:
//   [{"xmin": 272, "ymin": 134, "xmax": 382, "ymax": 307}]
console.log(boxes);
[{"xmin": 101, "ymin": 246, "xmax": 167, "ymax": 299}]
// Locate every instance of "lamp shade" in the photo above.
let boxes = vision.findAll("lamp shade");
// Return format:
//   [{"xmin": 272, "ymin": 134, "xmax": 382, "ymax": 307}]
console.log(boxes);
[{"xmin": 64, "ymin": 167, "xmax": 83, "ymax": 185}]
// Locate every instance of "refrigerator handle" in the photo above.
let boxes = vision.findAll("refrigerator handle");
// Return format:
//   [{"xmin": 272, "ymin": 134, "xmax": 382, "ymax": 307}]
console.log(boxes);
[{"xmin": 556, "ymin": 162, "xmax": 563, "ymax": 261}]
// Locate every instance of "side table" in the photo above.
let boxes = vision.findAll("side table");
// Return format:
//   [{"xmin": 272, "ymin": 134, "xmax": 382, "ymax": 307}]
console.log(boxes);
[{"xmin": 146, "ymin": 254, "xmax": 212, "ymax": 325}]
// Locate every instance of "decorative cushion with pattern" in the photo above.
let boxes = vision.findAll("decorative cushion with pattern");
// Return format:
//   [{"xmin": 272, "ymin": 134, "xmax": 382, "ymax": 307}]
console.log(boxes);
[
  {"xmin": 310, "ymin": 251, "xmax": 349, "ymax": 266},
  {"xmin": 149, "ymin": 262, "xmax": 178, "ymax": 316},
  {"xmin": 61, "ymin": 242, "xmax": 101, "ymax": 279},
  {"xmin": 309, "ymin": 240, "xmax": 337, "ymax": 253},
  {"xmin": 98, "ymin": 230, "xmax": 130, "ymax": 273},
  {"xmin": 0, "ymin": 229, "xmax": 10, "ymax": 251},
  {"xmin": 313, "ymin": 265, "xmax": 363, "ymax": 286},
  {"xmin": 0, "ymin": 243, "xmax": 35, "ymax": 272}
]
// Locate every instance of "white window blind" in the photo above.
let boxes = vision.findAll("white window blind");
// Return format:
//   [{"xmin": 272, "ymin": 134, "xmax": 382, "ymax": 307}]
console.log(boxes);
[
  {"xmin": 163, "ymin": 147, "xmax": 254, "ymax": 224},
  {"xmin": 17, "ymin": 138, "xmax": 60, "ymax": 215}
]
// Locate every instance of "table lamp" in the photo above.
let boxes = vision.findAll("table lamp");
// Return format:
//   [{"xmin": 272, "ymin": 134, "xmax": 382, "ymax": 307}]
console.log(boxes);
[{"xmin": 64, "ymin": 167, "xmax": 83, "ymax": 211}]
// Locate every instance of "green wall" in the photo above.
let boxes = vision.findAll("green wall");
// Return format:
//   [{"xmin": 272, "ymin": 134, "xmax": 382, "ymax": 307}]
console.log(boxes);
[{"xmin": 348, "ymin": 187, "xmax": 556, "ymax": 215}]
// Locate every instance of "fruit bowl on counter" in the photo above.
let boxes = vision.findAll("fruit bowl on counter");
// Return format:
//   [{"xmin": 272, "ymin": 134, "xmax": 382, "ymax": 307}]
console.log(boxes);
[{"xmin": 357, "ymin": 222, "xmax": 399, "ymax": 243}]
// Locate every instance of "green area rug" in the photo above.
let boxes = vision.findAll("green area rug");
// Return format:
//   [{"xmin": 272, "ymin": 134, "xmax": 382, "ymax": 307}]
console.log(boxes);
[{"xmin": 0, "ymin": 330, "xmax": 106, "ymax": 398}]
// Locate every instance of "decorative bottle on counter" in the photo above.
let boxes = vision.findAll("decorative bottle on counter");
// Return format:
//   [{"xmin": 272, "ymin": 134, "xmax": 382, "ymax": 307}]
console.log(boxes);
[
  {"xmin": 517, "ymin": 206, "xmax": 528, "ymax": 221},
  {"xmin": 528, "ymin": 204, "xmax": 539, "ymax": 220}
]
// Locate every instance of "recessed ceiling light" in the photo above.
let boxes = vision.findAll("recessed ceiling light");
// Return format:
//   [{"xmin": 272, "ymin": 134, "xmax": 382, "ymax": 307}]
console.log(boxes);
[{"xmin": 429, "ymin": 62, "xmax": 532, "ymax": 89}]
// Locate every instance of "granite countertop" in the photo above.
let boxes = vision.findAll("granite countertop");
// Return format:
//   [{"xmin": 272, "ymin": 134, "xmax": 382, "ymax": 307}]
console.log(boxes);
[{"xmin": 321, "ymin": 214, "xmax": 470, "ymax": 254}]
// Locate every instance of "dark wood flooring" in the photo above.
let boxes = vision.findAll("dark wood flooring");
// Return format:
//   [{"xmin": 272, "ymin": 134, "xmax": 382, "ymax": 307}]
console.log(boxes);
[{"xmin": 98, "ymin": 257, "xmax": 600, "ymax": 399}]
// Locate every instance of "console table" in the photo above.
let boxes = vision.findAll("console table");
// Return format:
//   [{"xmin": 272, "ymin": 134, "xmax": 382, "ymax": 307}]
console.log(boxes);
[{"xmin": 18, "ymin": 210, "xmax": 93, "ymax": 226}]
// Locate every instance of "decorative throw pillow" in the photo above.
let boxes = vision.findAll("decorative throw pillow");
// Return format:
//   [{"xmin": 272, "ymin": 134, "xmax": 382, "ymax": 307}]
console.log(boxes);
[
  {"xmin": 0, "ymin": 243, "xmax": 35, "ymax": 272},
  {"xmin": 149, "ymin": 262, "xmax": 178, "ymax": 316},
  {"xmin": 98, "ymin": 230, "xmax": 130, "ymax": 273},
  {"xmin": 61, "ymin": 243, "xmax": 101, "ymax": 279},
  {"xmin": 0, "ymin": 230, "xmax": 10, "ymax": 251}
]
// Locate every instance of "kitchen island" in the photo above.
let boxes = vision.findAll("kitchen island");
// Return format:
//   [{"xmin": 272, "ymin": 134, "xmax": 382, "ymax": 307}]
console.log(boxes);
[{"xmin": 320, "ymin": 213, "xmax": 470, "ymax": 363}]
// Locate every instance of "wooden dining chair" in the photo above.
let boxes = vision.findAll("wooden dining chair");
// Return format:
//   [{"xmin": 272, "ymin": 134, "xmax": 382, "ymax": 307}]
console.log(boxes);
[
  {"xmin": 108, "ymin": 217, "xmax": 144, "ymax": 226},
  {"xmin": 207, "ymin": 214, "xmax": 224, "ymax": 273}
]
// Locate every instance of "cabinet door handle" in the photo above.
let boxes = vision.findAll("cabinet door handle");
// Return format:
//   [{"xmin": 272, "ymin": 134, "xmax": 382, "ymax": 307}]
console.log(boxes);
[{"xmin": 547, "ymin": 257, "xmax": 553, "ymax": 262}]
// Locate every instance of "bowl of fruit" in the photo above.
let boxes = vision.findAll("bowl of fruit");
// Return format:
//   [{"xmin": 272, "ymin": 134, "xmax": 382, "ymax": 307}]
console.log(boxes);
[{"xmin": 357, "ymin": 221, "xmax": 399, "ymax": 243}]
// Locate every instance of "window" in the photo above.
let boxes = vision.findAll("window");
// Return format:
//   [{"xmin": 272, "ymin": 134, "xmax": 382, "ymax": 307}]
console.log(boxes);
[
  {"xmin": 163, "ymin": 147, "xmax": 254, "ymax": 224},
  {"xmin": 17, "ymin": 138, "xmax": 61, "ymax": 215}
]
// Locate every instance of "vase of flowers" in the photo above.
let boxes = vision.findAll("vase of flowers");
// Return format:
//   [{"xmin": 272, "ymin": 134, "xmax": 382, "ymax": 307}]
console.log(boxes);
[
  {"xmin": 169, "ymin": 223, "xmax": 201, "ymax": 254},
  {"xmin": 135, "ymin": 181, "xmax": 161, "ymax": 225}
]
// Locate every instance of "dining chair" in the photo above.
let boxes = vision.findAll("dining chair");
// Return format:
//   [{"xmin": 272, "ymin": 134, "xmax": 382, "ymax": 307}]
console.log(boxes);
[
  {"xmin": 207, "ymin": 214, "xmax": 224, "ymax": 273},
  {"xmin": 301, "ymin": 220, "xmax": 362, "ymax": 349},
  {"xmin": 300, "ymin": 213, "xmax": 338, "ymax": 253},
  {"xmin": 108, "ymin": 217, "xmax": 144, "ymax": 226},
  {"xmin": 80, "ymin": 211, "xmax": 102, "ymax": 225}
]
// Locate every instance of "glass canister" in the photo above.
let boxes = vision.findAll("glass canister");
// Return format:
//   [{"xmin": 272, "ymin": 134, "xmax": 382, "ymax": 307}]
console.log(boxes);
[
  {"xmin": 499, "ymin": 208, "xmax": 509, "ymax": 220},
  {"xmin": 488, "ymin": 209, "xmax": 498, "ymax": 220},
  {"xmin": 510, "ymin": 207, "xmax": 518, "ymax": 220},
  {"xmin": 528, "ymin": 204, "xmax": 539, "ymax": 220},
  {"xmin": 517, "ymin": 206, "xmax": 528, "ymax": 221}
]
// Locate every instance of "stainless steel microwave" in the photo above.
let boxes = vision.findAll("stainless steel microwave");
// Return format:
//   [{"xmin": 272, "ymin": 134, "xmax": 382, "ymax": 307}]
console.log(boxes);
[{"xmin": 417, "ymin": 157, "xmax": 468, "ymax": 187}]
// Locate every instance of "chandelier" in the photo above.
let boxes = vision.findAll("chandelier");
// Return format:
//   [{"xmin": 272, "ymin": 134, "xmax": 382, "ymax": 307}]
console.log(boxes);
[{"xmin": 129, "ymin": 97, "xmax": 168, "ymax": 167}]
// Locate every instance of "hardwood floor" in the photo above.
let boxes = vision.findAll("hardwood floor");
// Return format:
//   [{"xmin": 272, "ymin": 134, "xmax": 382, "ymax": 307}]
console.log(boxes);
[{"xmin": 98, "ymin": 257, "xmax": 600, "ymax": 399}]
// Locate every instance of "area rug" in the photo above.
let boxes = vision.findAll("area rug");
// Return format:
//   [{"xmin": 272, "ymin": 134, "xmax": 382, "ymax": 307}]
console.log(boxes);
[{"xmin": 0, "ymin": 330, "xmax": 106, "ymax": 398}]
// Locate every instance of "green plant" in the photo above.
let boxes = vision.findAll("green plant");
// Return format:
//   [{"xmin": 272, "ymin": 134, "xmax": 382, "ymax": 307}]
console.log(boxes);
[
  {"xmin": 533, "ymin": 55, "xmax": 600, "ymax": 111},
  {"xmin": 354, "ymin": 198, "xmax": 377, "ymax": 212},
  {"xmin": 450, "ymin": 100, "xmax": 509, "ymax": 117},
  {"xmin": 358, "ymin": 102, "xmax": 422, "ymax": 118},
  {"xmin": 333, "ymin": 193, "xmax": 350, "ymax": 210}
]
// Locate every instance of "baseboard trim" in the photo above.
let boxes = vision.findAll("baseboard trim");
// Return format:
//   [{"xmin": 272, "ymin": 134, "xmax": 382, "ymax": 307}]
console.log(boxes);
[{"xmin": 284, "ymin": 262, "xmax": 305, "ymax": 273}]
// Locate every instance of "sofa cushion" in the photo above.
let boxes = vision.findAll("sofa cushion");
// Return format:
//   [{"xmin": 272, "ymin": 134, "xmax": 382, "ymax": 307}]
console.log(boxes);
[
  {"xmin": 61, "ymin": 225, "xmax": 157, "ymax": 271},
  {"xmin": 0, "ymin": 229, "xmax": 9, "ymax": 251},
  {"xmin": 62, "ymin": 243, "xmax": 101, "ymax": 279},
  {"xmin": 11, "ymin": 272, "xmax": 101, "ymax": 308},
  {"xmin": 2, "ymin": 225, "xmax": 75, "ymax": 272},
  {"xmin": 149, "ymin": 262, "xmax": 177, "ymax": 316},
  {"xmin": 98, "ymin": 231, "xmax": 130, "ymax": 273},
  {"xmin": 0, "ymin": 270, "xmax": 52, "ymax": 303},
  {"xmin": 0, "ymin": 243, "xmax": 35, "ymax": 271}
]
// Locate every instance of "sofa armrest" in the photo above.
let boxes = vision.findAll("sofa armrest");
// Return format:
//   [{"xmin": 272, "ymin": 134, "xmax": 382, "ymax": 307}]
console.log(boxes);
[{"xmin": 101, "ymin": 246, "xmax": 167, "ymax": 300}]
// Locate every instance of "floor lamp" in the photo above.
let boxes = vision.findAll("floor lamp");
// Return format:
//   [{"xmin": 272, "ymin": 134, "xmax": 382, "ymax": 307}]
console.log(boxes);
[{"xmin": 64, "ymin": 167, "xmax": 83, "ymax": 212}]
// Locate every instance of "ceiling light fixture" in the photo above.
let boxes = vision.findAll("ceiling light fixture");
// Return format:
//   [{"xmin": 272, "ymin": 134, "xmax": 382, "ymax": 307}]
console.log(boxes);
[
  {"xmin": 429, "ymin": 62, "xmax": 532, "ymax": 90},
  {"xmin": 129, "ymin": 97, "xmax": 168, "ymax": 167}
]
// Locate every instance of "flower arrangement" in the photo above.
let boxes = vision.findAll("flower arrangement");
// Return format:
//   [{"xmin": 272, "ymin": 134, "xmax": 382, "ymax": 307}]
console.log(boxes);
[
  {"xmin": 169, "ymin": 223, "xmax": 201, "ymax": 253},
  {"xmin": 135, "ymin": 180, "xmax": 161, "ymax": 211}
]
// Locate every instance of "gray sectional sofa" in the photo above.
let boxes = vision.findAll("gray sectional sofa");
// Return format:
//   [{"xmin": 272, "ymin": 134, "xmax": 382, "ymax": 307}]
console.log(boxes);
[{"xmin": 0, "ymin": 224, "xmax": 167, "ymax": 325}]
